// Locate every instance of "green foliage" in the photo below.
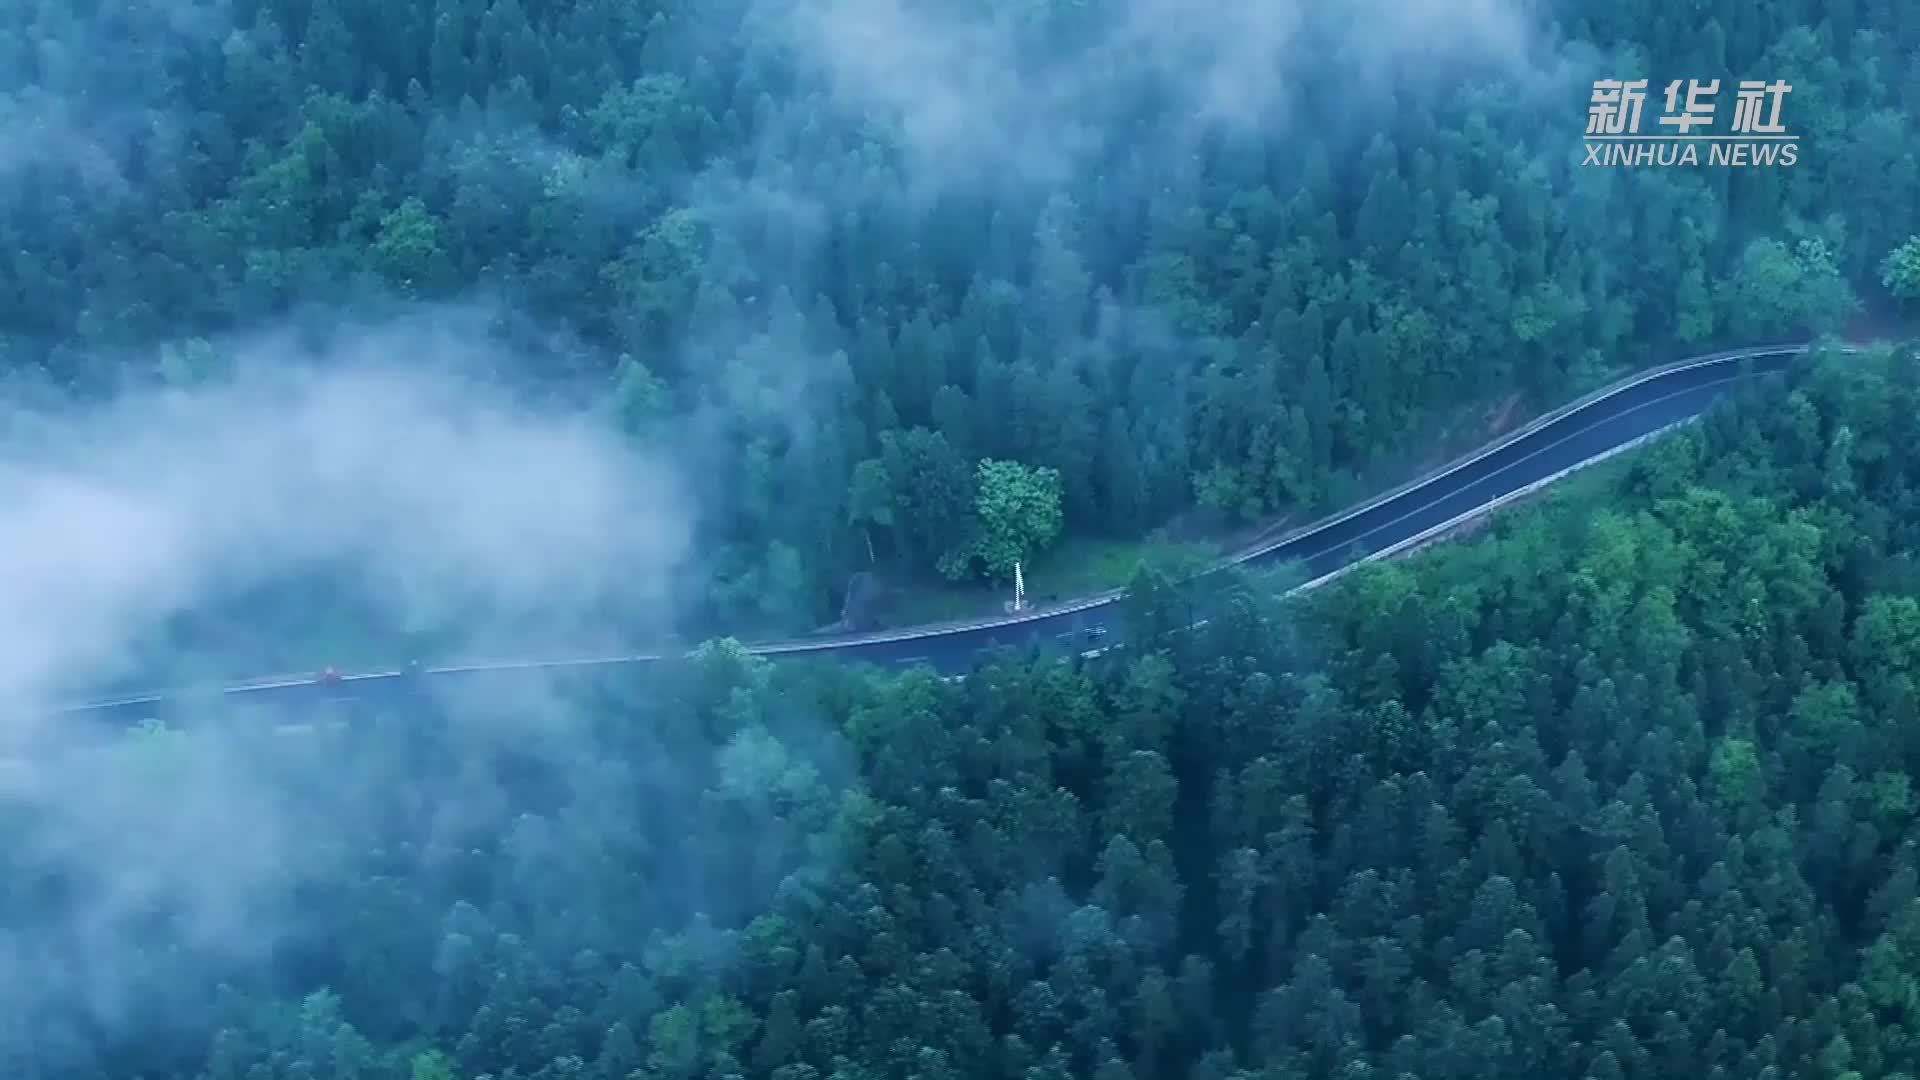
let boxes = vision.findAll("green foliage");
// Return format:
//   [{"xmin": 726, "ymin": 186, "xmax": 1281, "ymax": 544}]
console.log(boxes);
[
  {"xmin": 373, "ymin": 197, "xmax": 452, "ymax": 293},
  {"xmin": 938, "ymin": 458, "xmax": 1064, "ymax": 582},
  {"xmin": 156, "ymin": 338, "xmax": 220, "ymax": 389},
  {"xmin": 608, "ymin": 354, "xmax": 671, "ymax": 435},
  {"xmin": 15, "ymin": 0, "xmax": 1920, "ymax": 1069},
  {"xmin": 3, "ymin": 0, "xmax": 1915, "ymax": 636},
  {"xmin": 1708, "ymin": 736, "xmax": 1764, "ymax": 811},
  {"xmin": 27, "ymin": 344, "xmax": 1920, "ymax": 1080},
  {"xmin": 411, "ymin": 1049, "xmax": 458, "ymax": 1080},
  {"xmin": 860, "ymin": 428, "xmax": 976, "ymax": 576},
  {"xmin": 1883, "ymin": 237, "xmax": 1920, "ymax": 301},
  {"xmin": 1724, "ymin": 237, "xmax": 1859, "ymax": 338}
]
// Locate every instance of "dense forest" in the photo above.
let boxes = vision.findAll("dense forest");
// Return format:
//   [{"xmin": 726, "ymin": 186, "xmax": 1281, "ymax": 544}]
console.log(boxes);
[
  {"xmin": 16, "ymin": 343, "xmax": 1920, "ymax": 1079},
  {"xmin": 4, "ymin": 0, "xmax": 1916, "ymax": 634},
  {"xmin": 14, "ymin": 0, "xmax": 1920, "ymax": 1078}
]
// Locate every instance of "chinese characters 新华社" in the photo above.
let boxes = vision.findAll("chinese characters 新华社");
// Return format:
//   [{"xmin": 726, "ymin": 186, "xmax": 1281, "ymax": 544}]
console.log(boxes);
[{"xmin": 1586, "ymin": 79, "xmax": 1792, "ymax": 137}]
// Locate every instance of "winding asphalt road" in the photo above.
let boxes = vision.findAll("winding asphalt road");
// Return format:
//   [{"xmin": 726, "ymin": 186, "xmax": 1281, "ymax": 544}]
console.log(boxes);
[{"xmin": 54, "ymin": 342, "xmax": 1830, "ymax": 724}]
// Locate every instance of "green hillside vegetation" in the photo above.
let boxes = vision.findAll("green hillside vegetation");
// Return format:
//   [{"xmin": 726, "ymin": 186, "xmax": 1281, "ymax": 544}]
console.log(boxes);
[
  {"xmin": 3, "ymin": 0, "xmax": 1916, "ymax": 636},
  {"xmin": 19, "ymin": 345, "xmax": 1920, "ymax": 1078},
  {"xmin": 13, "ymin": 0, "xmax": 1920, "ymax": 1076}
]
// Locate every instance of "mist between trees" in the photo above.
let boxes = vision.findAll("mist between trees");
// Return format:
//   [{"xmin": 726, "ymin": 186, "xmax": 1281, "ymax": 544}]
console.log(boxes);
[
  {"xmin": 2, "ymin": 0, "xmax": 1920, "ymax": 1077},
  {"xmin": 3, "ymin": 0, "xmax": 1914, "ymax": 639}
]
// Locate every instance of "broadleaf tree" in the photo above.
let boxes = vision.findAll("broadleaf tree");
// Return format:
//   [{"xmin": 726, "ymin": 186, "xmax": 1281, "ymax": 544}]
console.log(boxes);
[
  {"xmin": 1882, "ymin": 236, "xmax": 1920, "ymax": 304},
  {"xmin": 940, "ymin": 458, "xmax": 1064, "ymax": 585}
]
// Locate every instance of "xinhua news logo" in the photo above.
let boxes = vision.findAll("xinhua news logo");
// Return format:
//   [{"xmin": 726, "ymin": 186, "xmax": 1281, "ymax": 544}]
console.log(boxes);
[{"xmin": 1584, "ymin": 79, "xmax": 1798, "ymax": 168}]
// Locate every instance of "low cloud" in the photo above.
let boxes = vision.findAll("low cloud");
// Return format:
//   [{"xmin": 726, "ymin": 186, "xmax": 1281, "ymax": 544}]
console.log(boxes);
[
  {"xmin": 0, "ymin": 0, "xmax": 229, "ymax": 192},
  {"xmin": 0, "ymin": 307, "xmax": 766, "ymax": 1068},
  {"xmin": 0, "ymin": 308, "xmax": 693, "ymax": 718},
  {"xmin": 770, "ymin": 0, "xmax": 1561, "ymax": 191}
]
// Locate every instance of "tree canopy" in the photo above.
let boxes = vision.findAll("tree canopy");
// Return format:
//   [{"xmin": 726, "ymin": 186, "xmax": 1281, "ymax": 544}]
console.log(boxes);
[
  {"xmin": 9, "ymin": 0, "xmax": 1920, "ymax": 1074},
  {"xmin": 17, "ymin": 344, "xmax": 1920, "ymax": 1080},
  {"xmin": 1883, "ymin": 237, "xmax": 1920, "ymax": 303},
  {"xmin": 1, "ymin": 0, "xmax": 1915, "ymax": 638},
  {"xmin": 939, "ymin": 458, "xmax": 1065, "ymax": 583}
]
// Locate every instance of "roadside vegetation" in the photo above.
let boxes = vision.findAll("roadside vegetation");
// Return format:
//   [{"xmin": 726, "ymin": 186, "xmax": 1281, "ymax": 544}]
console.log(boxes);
[
  {"xmin": 5, "ymin": 0, "xmax": 1917, "ymax": 636},
  {"xmin": 10, "ymin": 0, "xmax": 1920, "ymax": 1077},
  {"xmin": 25, "ymin": 344, "xmax": 1920, "ymax": 1080}
]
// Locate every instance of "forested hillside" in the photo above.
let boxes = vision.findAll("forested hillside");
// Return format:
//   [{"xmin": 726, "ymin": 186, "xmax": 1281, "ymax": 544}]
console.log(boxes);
[
  {"xmin": 15, "ymin": 346, "xmax": 1920, "ymax": 1078},
  {"xmin": 3, "ymin": 0, "xmax": 1914, "ymax": 633}
]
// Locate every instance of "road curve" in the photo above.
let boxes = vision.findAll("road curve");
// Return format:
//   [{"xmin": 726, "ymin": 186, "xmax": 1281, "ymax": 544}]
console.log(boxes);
[{"xmin": 54, "ymin": 341, "xmax": 1834, "ymax": 724}]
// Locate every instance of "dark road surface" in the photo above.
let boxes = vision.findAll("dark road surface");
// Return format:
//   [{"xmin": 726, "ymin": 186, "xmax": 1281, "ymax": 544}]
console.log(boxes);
[{"xmin": 52, "ymin": 343, "xmax": 1827, "ymax": 725}]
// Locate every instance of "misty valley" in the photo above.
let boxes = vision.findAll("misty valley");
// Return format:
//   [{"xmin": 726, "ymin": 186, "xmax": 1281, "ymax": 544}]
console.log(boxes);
[{"xmin": 5, "ymin": 0, "xmax": 1920, "ymax": 1079}]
